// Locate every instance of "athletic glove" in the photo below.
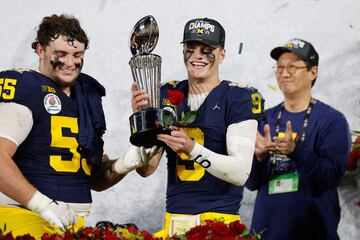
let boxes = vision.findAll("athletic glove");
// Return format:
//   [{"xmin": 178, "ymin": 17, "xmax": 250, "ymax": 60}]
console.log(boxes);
[
  {"xmin": 27, "ymin": 191, "xmax": 78, "ymax": 231},
  {"xmin": 113, "ymin": 145, "xmax": 162, "ymax": 174}
]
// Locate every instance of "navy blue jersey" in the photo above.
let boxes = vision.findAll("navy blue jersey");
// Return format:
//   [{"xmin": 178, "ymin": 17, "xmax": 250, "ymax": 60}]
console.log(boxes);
[
  {"xmin": 246, "ymin": 100, "xmax": 351, "ymax": 239},
  {"xmin": 161, "ymin": 80, "xmax": 264, "ymax": 214},
  {"xmin": 0, "ymin": 69, "xmax": 105, "ymax": 203}
]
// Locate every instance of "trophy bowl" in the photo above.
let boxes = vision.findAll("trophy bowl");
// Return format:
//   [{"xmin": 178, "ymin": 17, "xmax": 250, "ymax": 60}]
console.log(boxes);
[{"xmin": 129, "ymin": 16, "xmax": 175, "ymax": 147}]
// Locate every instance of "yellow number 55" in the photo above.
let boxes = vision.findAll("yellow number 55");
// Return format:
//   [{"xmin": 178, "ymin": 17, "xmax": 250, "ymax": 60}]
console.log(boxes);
[{"xmin": 0, "ymin": 78, "xmax": 17, "ymax": 100}]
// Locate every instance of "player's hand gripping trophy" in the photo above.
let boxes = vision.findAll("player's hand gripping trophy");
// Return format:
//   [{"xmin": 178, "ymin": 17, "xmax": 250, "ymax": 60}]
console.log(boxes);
[{"xmin": 129, "ymin": 15, "xmax": 174, "ymax": 148}]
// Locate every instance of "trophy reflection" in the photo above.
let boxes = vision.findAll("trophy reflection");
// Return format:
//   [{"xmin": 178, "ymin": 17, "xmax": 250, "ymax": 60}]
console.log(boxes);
[{"xmin": 129, "ymin": 15, "xmax": 174, "ymax": 148}]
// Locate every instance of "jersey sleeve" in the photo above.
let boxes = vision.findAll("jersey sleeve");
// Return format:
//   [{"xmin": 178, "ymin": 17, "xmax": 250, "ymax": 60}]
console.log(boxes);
[
  {"xmin": 0, "ymin": 102, "xmax": 33, "ymax": 146},
  {"xmin": 0, "ymin": 69, "xmax": 33, "ymax": 104},
  {"xmin": 225, "ymin": 84, "xmax": 265, "ymax": 126}
]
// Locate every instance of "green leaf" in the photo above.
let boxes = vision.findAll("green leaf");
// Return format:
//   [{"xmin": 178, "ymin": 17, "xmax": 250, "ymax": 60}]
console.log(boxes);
[
  {"xmin": 352, "ymin": 130, "xmax": 360, "ymax": 136},
  {"xmin": 240, "ymin": 228, "xmax": 250, "ymax": 237},
  {"xmin": 179, "ymin": 111, "xmax": 197, "ymax": 126},
  {"xmin": 163, "ymin": 115, "xmax": 175, "ymax": 127},
  {"xmin": 353, "ymin": 144, "xmax": 360, "ymax": 150},
  {"xmin": 1, "ymin": 223, "xmax": 6, "ymax": 235},
  {"xmin": 181, "ymin": 111, "xmax": 185, "ymax": 120}
]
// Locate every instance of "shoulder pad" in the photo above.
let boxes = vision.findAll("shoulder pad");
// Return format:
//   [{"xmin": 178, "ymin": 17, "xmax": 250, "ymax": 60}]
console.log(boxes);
[
  {"xmin": 161, "ymin": 80, "xmax": 180, "ymax": 87},
  {"xmin": 228, "ymin": 82, "xmax": 249, "ymax": 88},
  {"xmin": 13, "ymin": 68, "xmax": 33, "ymax": 74},
  {"xmin": 227, "ymin": 81, "xmax": 260, "ymax": 94}
]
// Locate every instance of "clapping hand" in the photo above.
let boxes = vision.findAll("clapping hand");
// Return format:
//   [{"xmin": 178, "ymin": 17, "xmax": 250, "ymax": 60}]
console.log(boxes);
[
  {"xmin": 255, "ymin": 121, "xmax": 296, "ymax": 160},
  {"xmin": 267, "ymin": 121, "xmax": 296, "ymax": 155},
  {"xmin": 255, "ymin": 124, "xmax": 272, "ymax": 160}
]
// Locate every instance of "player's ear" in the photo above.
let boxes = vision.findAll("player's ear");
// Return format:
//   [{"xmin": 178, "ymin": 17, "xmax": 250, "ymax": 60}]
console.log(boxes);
[
  {"xmin": 35, "ymin": 43, "xmax": 46, "ymax": 59},
  {"xmin": 219, "ymin": 48, "xmax": 226, "ymax": 63},
  {"xmin": 309, "ymin": 66, "xmax": 318, "ymax": 82}
]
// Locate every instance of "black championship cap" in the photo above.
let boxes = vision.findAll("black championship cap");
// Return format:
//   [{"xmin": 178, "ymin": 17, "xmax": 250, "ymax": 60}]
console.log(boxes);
[
  {"xmin": 181, "ymin": 18, "xmax": 225, "ymax": 48},
  {"xmin": 270, "ymin": 38, "xmax": 319, "ymax": 66}
]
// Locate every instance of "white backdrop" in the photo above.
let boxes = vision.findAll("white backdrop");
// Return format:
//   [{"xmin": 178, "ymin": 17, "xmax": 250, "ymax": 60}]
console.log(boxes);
[{"xmin": 0, "ymin": 0, "xmax": 359, "ymax": 239}]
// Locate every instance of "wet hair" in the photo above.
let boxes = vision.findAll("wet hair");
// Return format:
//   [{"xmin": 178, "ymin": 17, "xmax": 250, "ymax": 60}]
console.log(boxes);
[{"xmin": 31, "ymin": 14, "xmax": 89, "ymax": 50}]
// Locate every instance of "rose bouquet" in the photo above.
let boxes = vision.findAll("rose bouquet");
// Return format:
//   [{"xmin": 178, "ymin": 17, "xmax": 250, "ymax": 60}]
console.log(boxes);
[
  {"xmin": 169, "ymin": 220, "xmax": 260, "ymax": 240},
  {"xmin": 0, "ymin": 222, "xmax": 159, "ymax": 240},
  {"xmin": 1, "ymin": 220, "xmax": 259, "ymax": 240}
]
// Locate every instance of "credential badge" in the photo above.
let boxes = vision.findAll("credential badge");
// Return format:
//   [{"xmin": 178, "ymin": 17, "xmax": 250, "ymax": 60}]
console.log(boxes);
[{"xmin": 44, "ymin": 93, "xmax": 61, "ymax": 114}]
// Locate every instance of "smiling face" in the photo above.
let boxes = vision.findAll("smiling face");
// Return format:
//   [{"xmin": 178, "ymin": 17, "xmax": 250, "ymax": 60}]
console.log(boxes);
[
  {"xmin": 183, "ymin": 42, "xmax": 225, "ymax": 83},
  {"xmin": 37, "ymin": 35, "xmax": 85, "ymax": 93},
  {"xmin": 276, "ymin": 52, "xmax": 317, "ymax": 98}
]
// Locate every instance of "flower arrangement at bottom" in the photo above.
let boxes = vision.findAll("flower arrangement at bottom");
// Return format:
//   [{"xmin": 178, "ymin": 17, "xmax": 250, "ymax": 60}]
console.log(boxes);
[
  {"xmin": 169, "ymin": 220, "xmax": 260, "ymax": 240},
  {"xmin": 1, "ymin": 220, "xmax": 260, "ymax": 240},
  {"xmin": 0, "ymin": 222, "xmax": 158, "ymax": 240}
]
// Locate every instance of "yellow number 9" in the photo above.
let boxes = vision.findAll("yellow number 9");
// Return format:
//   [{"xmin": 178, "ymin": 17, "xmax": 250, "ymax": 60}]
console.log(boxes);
[
  {"xmin": 251, "ymin": 92, "xmax": 262, "ymax": 114},
  {"xmin": 177, "ymin": 127, "xmax": 205, "ymax": 181}
]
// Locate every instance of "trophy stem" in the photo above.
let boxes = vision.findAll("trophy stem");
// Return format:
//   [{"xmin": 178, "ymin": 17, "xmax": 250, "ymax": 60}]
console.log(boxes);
[{"xmin": 129, "ymin": 54, "xmax": 161, "ymax": 108}]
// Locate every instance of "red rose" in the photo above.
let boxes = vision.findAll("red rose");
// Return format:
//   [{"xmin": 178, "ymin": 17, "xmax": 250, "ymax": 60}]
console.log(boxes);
[
  {"xmin": 211, "ymin": 221, "xmax": 230, "ymax": 235},
  {"xmin": 127, "ymin": 225, "xmax": 139, "ymax": 234},
  {"xmin": 40, "ymin": 233, "xmax": 50, "ymax": 240},
  {"xmin": 203, "ymin": 219, "xmax": 213, "ymax": 225},
  {"xmin": 63, "ymin": 231, "xmax": 74, "ymax": 240},
  {"xmin": 212, "ymin": 237, "xmax": 235, "ymax": 240},
  {"xmin": 19, "ymin": 234, "xmax": 36, "ymax": 240},
  {"xmin": 229, "ymin": 220, "xmax": 246, "ymax": 234},
  {"xmin": 93, "ymin": 229, "xmax": 102, "ymax": 238},
  {"xmin": 3, "ymin": 233, "xmax": 31, "ymax": 240},
  {"xmin": 188, "ymin": 232, "xmax": 204, "ymax": 240},
  {"xmin": 49, "ymin": 234, "xmax": 63, "ymax": 240},
  {"xmin": 141, "ymin": 230, "xmax": 154, "ymax": 240},
  {"xmin": 187, "ymin": 225, "xmax": 208, "ymax": 237},
  {"xmin": 103, "ymin": 234, "xmax": 118, "ymax": 240},
  {"xmin": 167, "ymin": 90, "xmax": 184, "ymax": 106},
  {"xmin": 78, "ymin": 226, "xmax": 93, "ymax": 236}
]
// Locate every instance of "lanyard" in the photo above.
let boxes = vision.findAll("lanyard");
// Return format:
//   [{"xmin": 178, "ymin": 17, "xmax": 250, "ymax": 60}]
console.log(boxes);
[{"xmin": 274, "ymin": 98, "xmax": 316, "ymax": 148}]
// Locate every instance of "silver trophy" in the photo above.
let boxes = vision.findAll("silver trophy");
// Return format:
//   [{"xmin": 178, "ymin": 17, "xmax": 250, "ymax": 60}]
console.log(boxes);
[{"xmin": 129, "ymin": 15, "xmax": 174, "ymax": 147}]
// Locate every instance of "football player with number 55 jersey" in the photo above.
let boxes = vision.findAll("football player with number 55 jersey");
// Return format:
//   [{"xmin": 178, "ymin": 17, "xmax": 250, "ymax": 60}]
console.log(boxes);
[
  {"xmin": 131, "ymin": 17, "xmax": 264, "ymax": 239},
  {"xmin": 0, "ymin": 14, "xmax": 154, "ymax": 238}
]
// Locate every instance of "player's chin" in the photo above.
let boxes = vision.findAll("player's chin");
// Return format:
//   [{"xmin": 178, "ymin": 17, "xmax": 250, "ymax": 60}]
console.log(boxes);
[
  {"xmin": 58, "ymin": 75, "xmax": 79, "ymax": 86},
  {"xmin": 189, "ymin": 71, "xmax": 207, "ymax": 81},
  {"xmin": 279, "ymin": 86, "xmax": 294, "ymax": 95}
]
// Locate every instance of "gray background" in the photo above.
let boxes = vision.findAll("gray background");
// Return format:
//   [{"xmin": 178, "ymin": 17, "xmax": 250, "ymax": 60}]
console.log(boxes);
[{"xmin": 0, "ymin": 0, "xmax": 359, "ymax": 239}]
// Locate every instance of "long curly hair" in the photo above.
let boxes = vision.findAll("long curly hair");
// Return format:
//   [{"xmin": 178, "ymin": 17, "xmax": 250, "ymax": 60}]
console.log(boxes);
[{"xmin": 31, "ymin": 14, "xmax": 89, "ymax": 50}]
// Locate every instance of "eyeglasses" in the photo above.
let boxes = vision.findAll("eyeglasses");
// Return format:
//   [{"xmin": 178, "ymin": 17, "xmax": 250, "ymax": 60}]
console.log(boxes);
[{"xmin": 273, "ymin": 63, "xmax": 308, "ymax": 75}]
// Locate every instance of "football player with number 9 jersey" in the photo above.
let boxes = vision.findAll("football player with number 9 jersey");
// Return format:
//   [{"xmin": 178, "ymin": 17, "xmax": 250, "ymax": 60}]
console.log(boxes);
[{"xmin": 131, "ymin": 17, "xmax": 264, "ymax": 239}]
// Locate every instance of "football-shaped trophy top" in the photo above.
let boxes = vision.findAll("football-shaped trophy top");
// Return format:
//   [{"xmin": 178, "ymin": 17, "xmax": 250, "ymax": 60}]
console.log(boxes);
[{"xmin": 129, "ymin": 15, "xmax": 159, "ymax": 55}]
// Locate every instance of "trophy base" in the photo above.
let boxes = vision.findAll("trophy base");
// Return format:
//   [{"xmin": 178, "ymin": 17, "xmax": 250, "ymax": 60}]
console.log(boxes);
[
  {"xmin": 130, "ymin": 128, "xmax": 171, "ymax": 148},
  {"xmin": 129, "ymin": 107, "xmax": 175, "ymax": 148}
]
